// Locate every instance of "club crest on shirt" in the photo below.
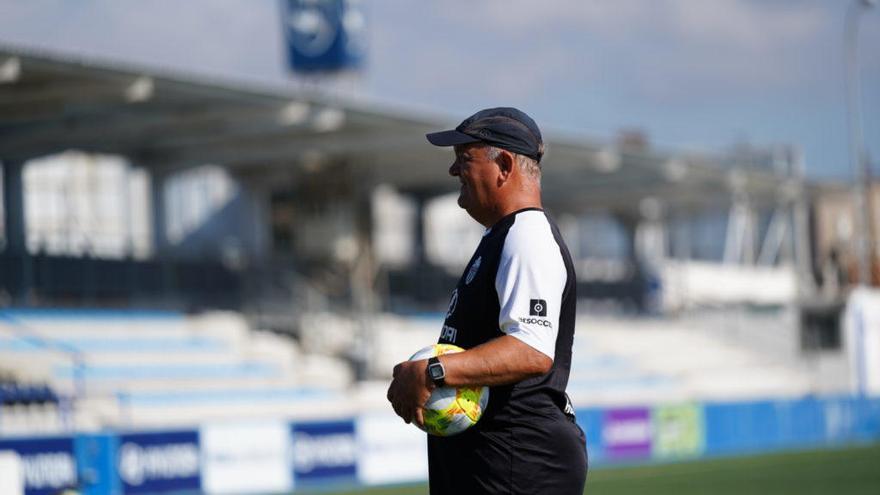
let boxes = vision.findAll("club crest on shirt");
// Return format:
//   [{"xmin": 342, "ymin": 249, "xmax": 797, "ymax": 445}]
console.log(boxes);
[
  {"xmin": 446, "ymin": 289, "xmax": 458, "ymax": 319},
  {"xmin": 465, "ymin": 256, "xmax": 482, "ymax": 285}
]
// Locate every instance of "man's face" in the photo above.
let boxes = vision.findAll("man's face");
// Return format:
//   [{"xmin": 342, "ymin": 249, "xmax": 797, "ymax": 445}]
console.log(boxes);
[{"xmin": 449, "ymin": 143, "xmax": 499, "ymax": 222}]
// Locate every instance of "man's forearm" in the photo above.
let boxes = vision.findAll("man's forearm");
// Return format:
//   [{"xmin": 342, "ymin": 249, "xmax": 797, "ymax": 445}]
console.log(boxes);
[{"xmin": 439, "ymin": 335, "xmax": 553, "ymax": 388}]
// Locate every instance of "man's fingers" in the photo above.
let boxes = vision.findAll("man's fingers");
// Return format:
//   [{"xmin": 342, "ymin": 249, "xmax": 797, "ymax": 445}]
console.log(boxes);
[
  {"xmin": 391, "ymin": 398, "xmax": 404, "ymax": 420},
  {"xmin": 414, "ymin": 407, "xmax": 425, "ymax": 428},
  {"xmin": 386, "ymin": 377, "xmax": 398, "ymax": 402},
  {"xmin": 388, "ymin": 360, "xmax": 429, "ymax": 426},
  {"xmin": 394, "ymin": 401, "xmax": 410, "ymax": 424}
]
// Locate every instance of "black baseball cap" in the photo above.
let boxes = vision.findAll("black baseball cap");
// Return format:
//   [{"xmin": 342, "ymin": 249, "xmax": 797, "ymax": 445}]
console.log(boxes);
[{"xmin": 426, "ymin": 107, "xmax": 544, "ymax": 163}]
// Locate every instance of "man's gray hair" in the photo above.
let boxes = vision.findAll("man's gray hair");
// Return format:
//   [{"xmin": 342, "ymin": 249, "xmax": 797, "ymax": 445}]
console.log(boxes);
[{"xmin": 486, "ymin": 146, "xmax": 542, "ymax": 182}]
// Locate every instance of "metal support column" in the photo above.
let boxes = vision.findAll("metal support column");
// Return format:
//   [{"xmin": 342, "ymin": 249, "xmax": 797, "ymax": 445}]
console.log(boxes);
[
  {"xmin": 2, "ymin": 159, "xmax": 32, "ymax": 305},
  {"xmin": 149, "ymin": 168, "xmax": 175, "ymax": 307}
]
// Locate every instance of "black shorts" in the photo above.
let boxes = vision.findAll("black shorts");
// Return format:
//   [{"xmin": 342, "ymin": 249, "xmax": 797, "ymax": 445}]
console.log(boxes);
[{"xmin": 428, "ymin": 413, "xmax": 588, "ymax": 495}]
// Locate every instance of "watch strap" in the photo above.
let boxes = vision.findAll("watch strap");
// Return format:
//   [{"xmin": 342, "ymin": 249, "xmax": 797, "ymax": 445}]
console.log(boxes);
[{"xmin": 427, "ymin": 356, "xmax": 446, "ymax": 387}]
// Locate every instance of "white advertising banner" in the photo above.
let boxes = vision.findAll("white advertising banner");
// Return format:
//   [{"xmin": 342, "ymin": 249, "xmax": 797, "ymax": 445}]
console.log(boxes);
[
  {"xmin": 356, "ymin": 412, "xmax": 428, "ymax": 486},
  {"xmin": 0, "ymin": 450, "xmax": 24, "ymax": 495},
  {"xmin": 200, "ymin": 420, "xmax": 293, "ymax": 494}
]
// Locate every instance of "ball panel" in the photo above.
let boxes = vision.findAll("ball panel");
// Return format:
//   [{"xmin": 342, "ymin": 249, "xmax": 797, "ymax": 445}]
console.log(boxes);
[
  {"xmin": 425, "ymin": 386, "xmax": 456, "ymax": 410},
  {"xmin": 478, "ymin": 385, "xmax": 490, "ymax": 411},
  {"xmin": 434, "ymin": 344, "xmax": 463, "ymax": 356},
  {"xmin": 443, "ymin": 413, "xmax": 475, "ymax": 436},
  {"xmin": 409, "ymin": 343, "xmax": 464, "ymax": 361},
  {"xmin": 455, "ymin": 386, "xmax": 484, "ymax": 422},
  {"xmin": 422, "ymin": 407, "xmax": 455, "ymax": 436}
]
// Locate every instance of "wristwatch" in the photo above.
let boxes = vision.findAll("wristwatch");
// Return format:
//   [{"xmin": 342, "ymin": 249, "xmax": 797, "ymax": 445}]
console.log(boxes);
[{"xmin": 427, "ymin": 357, "xmax": 446, "ymax": 388}]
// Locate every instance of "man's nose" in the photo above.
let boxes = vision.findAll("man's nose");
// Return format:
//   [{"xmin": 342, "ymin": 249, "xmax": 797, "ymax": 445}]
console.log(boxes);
[{"xmin": 449, "ymin": 162, "xmax": 460, "ymax": 176}]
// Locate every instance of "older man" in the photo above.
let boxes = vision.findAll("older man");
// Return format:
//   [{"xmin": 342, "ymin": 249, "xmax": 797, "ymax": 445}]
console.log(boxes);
[{"xmin": 387, "ymin": 107, "xmax": 587, "ymax": 494}]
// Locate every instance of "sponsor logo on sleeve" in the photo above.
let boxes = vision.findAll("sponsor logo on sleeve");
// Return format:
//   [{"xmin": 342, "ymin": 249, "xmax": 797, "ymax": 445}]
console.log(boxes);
[
  {"xmin": 529, "ymin": 299, "xmax": 547, "ymax": 316},
  {"xmin": 518, "ymin": 317, "xmax": 552, "ymax": 327}
]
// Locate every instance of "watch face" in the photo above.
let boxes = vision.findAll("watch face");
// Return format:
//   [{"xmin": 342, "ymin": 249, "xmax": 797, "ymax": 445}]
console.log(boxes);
[{"xmin": 429, "ymin": 364, "xmax": 444, "ymax": 380}]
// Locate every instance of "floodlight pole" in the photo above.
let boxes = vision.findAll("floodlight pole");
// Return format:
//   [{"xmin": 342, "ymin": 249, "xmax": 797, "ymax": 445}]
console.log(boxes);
[{"xmin": 845, "ymin": 0, "xmax": 877, "ymax": 286}]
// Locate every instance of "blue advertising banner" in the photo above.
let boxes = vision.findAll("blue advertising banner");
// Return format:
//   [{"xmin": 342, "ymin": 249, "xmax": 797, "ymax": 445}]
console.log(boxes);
[
  {"xmin": 0, "ymin": 436, "xmax": 77, "ymax": 495},
  {"xmin": 575, "ymin": 408, "xmax": 605, "ymax": 464},
  {"xmin": 116, "ymin": 430, "xmax": 200, "ymax": 494},
  {"xmin": 292, "ymin": 419, "xmax": 357, "ymax": 484},
  {"xmin": 74, "ymin": 433, "xmax": 121, "ymax": 495},
  {"xmin": 282, "ymin": 0, "xmax": 365, "ymax": 72},
  {"xmin": 822, "ymin": 396, "xmax": 880, "ymax": 443}
]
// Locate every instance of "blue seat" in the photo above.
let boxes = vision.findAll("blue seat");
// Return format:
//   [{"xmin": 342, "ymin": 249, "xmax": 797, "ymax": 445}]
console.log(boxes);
[
  {"xmin": 121, "ymin": 387, "xmax": 340, "ymax": 406},
  {"xmin": 54, "ymin": 362, "xmax": 280, "ymax": 380},
  {"xmin": 0, "ymin": 382, "xmax": 60, "ymax": 404}
]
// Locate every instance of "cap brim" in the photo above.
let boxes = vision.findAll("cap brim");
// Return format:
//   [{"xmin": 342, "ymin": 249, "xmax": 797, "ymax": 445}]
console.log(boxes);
[{"xmin": 426, "ymin": 130, "xmax": 481, "ymax": 147}]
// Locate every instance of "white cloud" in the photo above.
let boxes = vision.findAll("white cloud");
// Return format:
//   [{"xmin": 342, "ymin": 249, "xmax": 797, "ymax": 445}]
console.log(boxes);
[
  {"xmin": 669, "ymin": 0, "xmax": 822, "ymax": 47},
  {"xmin": 420, "ymin": 0, "xmax": 829, "ymax": 102}
]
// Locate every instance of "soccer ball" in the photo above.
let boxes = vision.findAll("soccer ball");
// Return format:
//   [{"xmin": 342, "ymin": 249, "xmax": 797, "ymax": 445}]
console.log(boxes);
[{"xmin": 409, "ymin": 344, "xmax": 489, "ymax": 436}]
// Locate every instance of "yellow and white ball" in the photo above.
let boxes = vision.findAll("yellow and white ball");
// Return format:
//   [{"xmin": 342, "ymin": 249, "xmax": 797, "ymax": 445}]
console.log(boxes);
[{"xmin": 409, "ymin": 344, "xmax": 489, "ymax": 436}]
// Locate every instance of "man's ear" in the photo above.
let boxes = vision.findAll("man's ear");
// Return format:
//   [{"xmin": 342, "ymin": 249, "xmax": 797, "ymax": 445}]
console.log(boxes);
[{"xmin": 496, "ymin": 150, "xmax": 515, "ymax": 184}]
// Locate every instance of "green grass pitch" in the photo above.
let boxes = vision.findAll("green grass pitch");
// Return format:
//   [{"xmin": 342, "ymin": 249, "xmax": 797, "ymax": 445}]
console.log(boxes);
[{"xmin": 305, "ymin": 442, "xmax": 880, "ymax": 495}]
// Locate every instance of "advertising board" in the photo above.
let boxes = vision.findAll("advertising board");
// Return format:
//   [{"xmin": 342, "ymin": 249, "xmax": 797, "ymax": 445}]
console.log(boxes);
[
  {"xmin": 200, "ymin": 421, "xmax": 292, "ymax": 495},
  {"xmin": 292, "ymin": 419, "xmax": 357, "ymax": 485},
  {"xmin": 652, "ymin": 403, "xmax": 704, "ymax": 459},
  {"xmin": 0, "ymin": 436, "xmax": 77, "ymax": 495},
  {"xmin": 0, "ymin": 450, "xmax": 24, "ymax": 495},
  {"xmin": 603, "ymin": 408, "xmax": 652, "ymax": 460},
  {"xmin": 356, "ymin": 412, "xmax": 428, "ymax": 485},
  {"xmin": 117, "ymin": 430, "xmax": 200, "ymax": 494}
]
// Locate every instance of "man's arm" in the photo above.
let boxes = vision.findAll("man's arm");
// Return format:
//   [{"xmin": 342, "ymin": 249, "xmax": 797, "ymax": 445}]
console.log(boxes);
[
  {"xmin": 440, "ymin": 334, "xmax": 552, "ymax": 387},
  {"xmin": 386, "ymin": 335, "xmax": 552, "ymax": 426}
]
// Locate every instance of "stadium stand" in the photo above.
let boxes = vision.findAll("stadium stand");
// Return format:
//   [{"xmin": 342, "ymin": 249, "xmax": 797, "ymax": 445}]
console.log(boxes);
[
  {"xmin": 340, "ymin": 310, "xmax": 843, "ymax": 412},
  {"xmin": 0, "ymin": 305, "xmax": 852, "ymax": 434},
  {"xmin": 0, "ymin": 376, "xmax": 63, "ymax": 436},
  {"xmin": 566, "ymin": 316, "xmax": 817, "ymax": 406},
  {"xmin": 0, "ymin": 309, "xmax": 353, "ymax": 431}
]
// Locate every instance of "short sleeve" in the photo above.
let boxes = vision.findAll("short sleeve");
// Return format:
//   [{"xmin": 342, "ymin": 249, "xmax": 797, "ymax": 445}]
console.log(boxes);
[{"xmin": 495, "ymin": 212, "xmax": 567, "ymax": 360}]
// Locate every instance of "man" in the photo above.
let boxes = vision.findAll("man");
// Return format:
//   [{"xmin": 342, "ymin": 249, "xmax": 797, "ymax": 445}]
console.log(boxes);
[{"xmin": 387, "ymin": 107, "xmax": 587, "ymax": 494}]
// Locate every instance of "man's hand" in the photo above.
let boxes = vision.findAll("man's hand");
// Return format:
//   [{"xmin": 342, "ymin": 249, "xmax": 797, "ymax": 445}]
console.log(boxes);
[{"xmin": 386, "ymin": 358, "xmax": 434, "ymax": 427}]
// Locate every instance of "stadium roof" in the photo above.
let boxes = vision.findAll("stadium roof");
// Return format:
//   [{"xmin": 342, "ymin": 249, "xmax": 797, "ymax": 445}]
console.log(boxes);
[{"xmin": 0, "ymin": 43, "xmax": 802, "ymax": 215}]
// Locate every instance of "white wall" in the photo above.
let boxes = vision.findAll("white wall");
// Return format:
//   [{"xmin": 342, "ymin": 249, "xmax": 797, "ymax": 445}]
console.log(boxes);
[{"xmin": 661, "ymin": 261, "xmax": 797, "ymax": 309}]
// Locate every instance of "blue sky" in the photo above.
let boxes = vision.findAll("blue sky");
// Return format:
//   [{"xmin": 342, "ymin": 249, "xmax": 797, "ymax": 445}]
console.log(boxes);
[{"xmin": 0, "ymin": 0, "xmax": 877, "ymax": 179}]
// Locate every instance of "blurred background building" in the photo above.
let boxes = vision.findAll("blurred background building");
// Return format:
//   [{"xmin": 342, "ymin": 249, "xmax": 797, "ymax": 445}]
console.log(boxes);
[{"xmin": 0, "ymin": 1, "xmax": 878, "ymax": 494}]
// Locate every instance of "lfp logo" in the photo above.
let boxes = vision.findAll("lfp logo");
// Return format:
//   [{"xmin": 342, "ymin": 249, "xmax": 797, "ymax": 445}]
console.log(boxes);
[{"xmin": 117, "ymin": 431, "xmax": 200, "ymax": 494}]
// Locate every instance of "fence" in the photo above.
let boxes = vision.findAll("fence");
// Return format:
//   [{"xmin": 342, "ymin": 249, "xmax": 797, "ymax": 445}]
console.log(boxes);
[{"xmin": 0, "ymin": 395, "xmax": 878, "ymax": 495}]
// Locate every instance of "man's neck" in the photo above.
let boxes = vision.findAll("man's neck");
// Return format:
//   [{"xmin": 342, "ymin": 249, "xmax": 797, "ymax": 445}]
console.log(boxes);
[{"xmin": 478, "ymin": 197, "xmax": 543, "ymax": 228}]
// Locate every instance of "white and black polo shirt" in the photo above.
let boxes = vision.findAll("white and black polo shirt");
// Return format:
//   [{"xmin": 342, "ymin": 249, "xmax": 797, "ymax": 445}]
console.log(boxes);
[{"xmin": 429, "ymin": 208, "xmax": 585, "ymax": 495}]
